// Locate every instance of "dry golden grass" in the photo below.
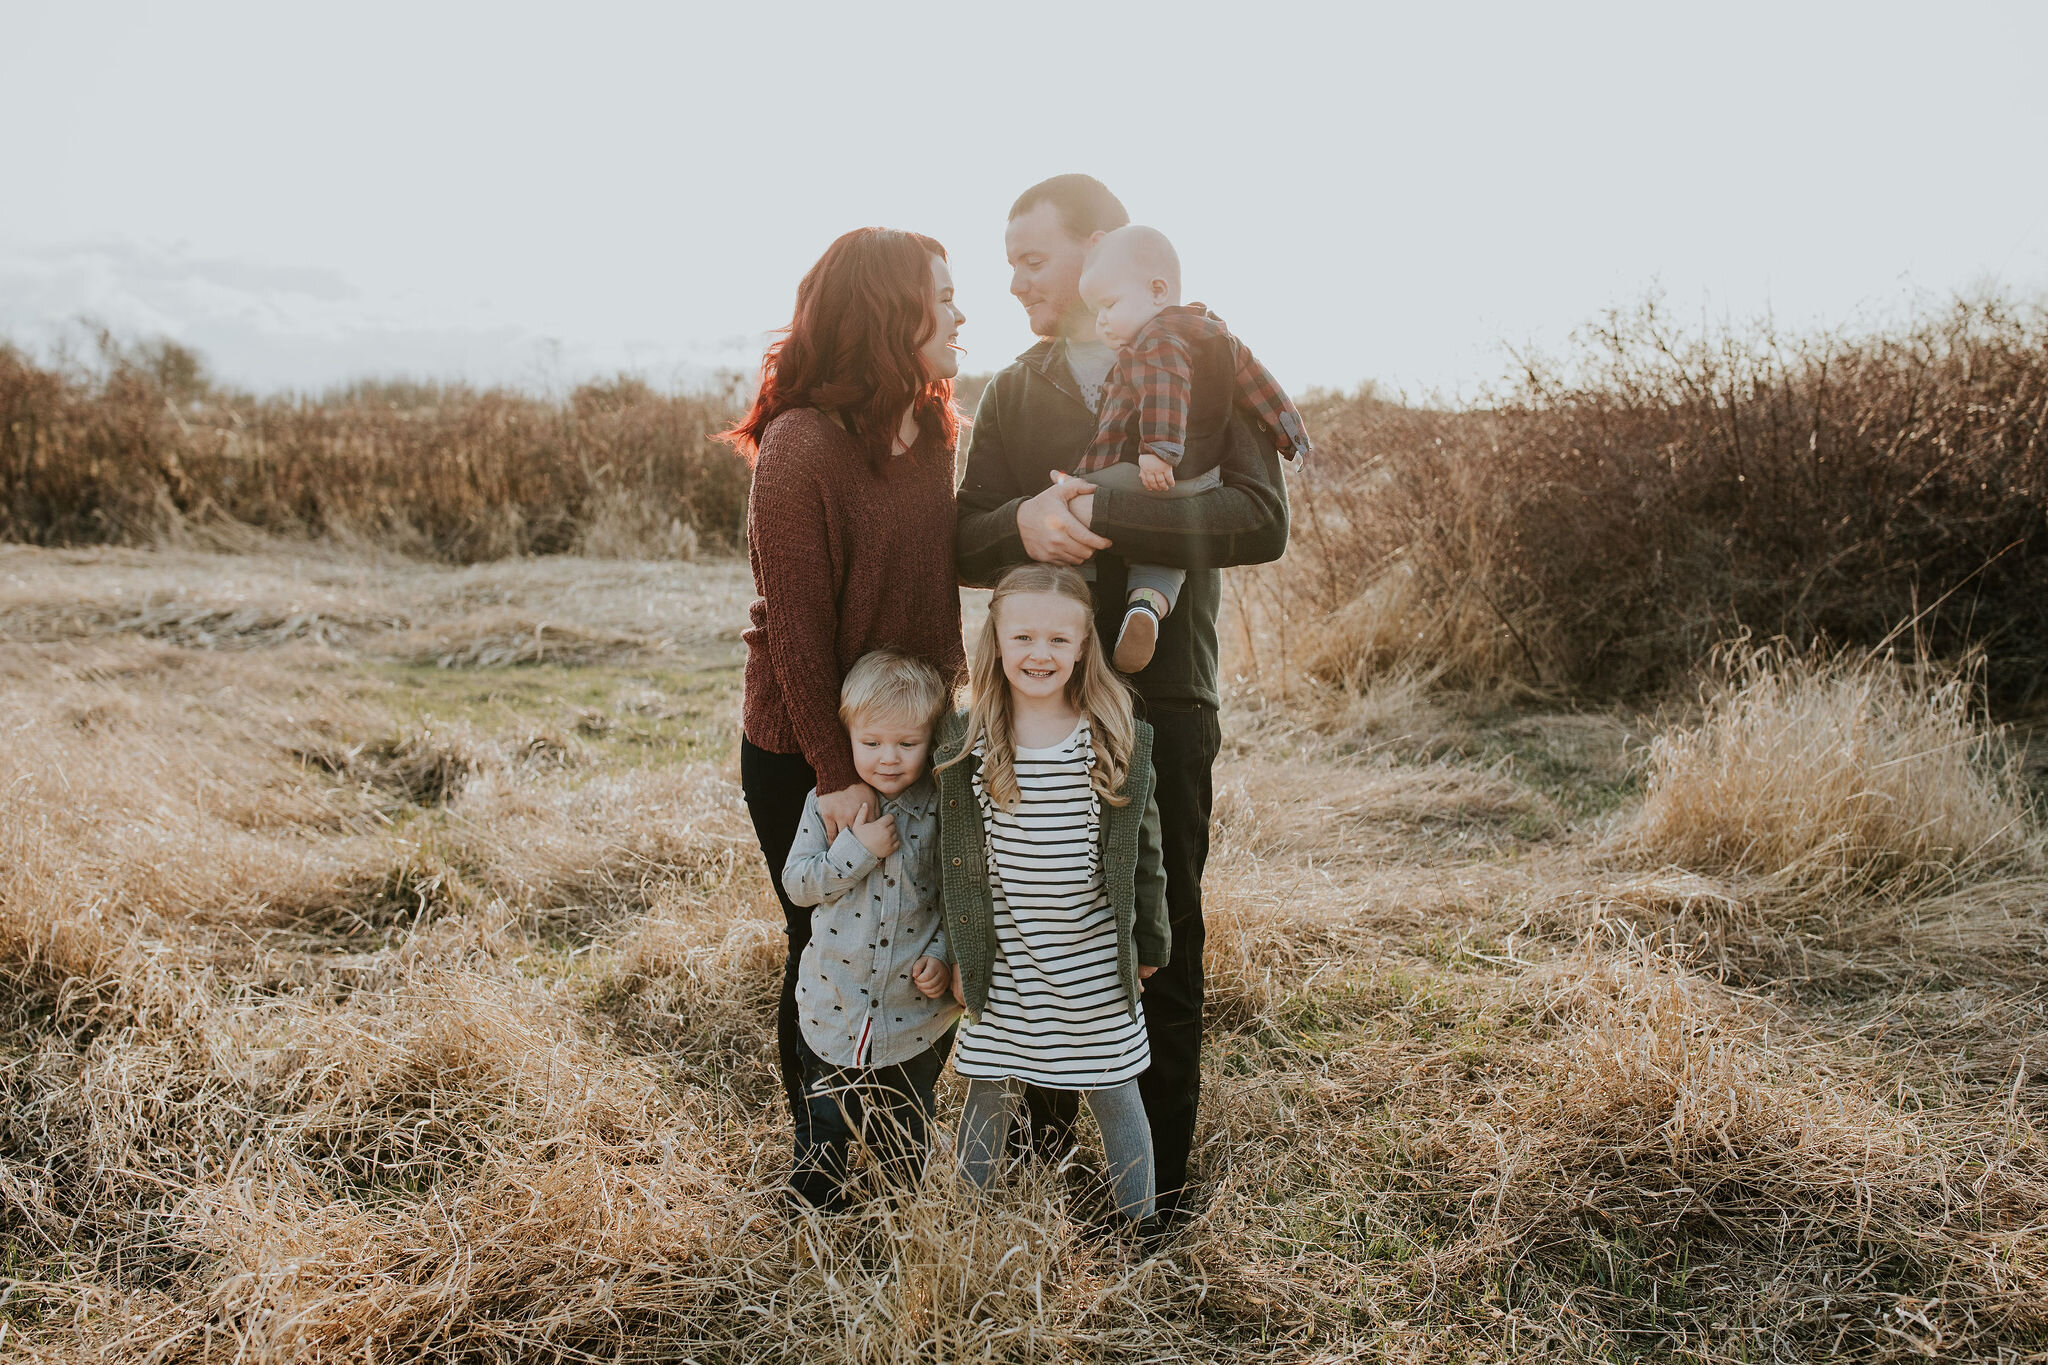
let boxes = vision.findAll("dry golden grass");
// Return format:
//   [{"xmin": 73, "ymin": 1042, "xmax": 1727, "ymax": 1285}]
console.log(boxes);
[
  {"xmin": 3, "ymin": 546, "xmax": 2045, "ymax": 1363},
  {"xmin": 1628, "ymin": 645, "xmax": 2041, "ymax": 898}
]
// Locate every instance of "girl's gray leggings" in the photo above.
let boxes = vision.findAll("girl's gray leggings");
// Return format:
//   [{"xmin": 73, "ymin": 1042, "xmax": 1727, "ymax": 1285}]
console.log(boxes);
[{"xmin": 956, "ymin": 1076, "xmax": 1155, "ymax": 1221}]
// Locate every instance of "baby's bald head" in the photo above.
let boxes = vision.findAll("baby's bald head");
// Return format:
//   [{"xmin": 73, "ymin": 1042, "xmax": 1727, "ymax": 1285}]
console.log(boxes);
[
  {"xmin": 1086, "ymin": 226, "xmax": 1181, "ymax": 300},
  {"xmin": 1077, "ymin": 225, "xmax": 1183, "ymax": 349}
]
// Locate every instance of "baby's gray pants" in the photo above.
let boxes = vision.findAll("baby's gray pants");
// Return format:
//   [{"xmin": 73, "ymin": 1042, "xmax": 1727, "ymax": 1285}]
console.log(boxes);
[
  {"xmin": 1078, "ymin": 463, "xmax": 1221, "ymax": 615},
  {"xmin": 957, "ymin": 1075, "xmax": 1155, "ymax": 1221}
]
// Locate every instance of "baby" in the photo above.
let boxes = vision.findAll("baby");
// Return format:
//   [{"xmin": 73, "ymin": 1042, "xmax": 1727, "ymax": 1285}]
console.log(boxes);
[
  {"xmin": 1074, "ymin": 224, "xmax": 1314, "ymax": 671},
  {"xmin": 781, "ymin": 650, "xmax": 960, "ymax": 1210}
]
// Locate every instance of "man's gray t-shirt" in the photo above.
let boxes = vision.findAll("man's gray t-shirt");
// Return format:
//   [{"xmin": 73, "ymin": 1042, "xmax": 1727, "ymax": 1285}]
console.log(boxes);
[{"xmin": 1058, "ymin": 338, "xmax": 1116, "ymax": 414}]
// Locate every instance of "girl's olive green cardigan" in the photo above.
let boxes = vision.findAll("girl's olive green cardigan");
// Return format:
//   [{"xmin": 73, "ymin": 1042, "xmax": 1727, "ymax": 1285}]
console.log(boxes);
[{"xmin": 933, "ymin": 710, "xmax": 1169, "ymax": 1022}]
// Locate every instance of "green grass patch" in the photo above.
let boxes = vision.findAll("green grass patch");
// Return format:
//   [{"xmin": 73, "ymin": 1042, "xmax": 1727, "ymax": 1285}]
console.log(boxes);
[
  {"xmin": 1464, "ymin": 710, "xmax": 1644, "ymax": 821},
  {"xmin": 360, "ymin": 656, "xmax": 743, "ymax": 769}
]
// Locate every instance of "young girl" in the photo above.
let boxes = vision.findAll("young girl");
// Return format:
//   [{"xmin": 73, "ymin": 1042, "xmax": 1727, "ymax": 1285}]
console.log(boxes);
[{"xmin": 934, "ymin": 563, "xmax": 1169, "ymax": 1227}]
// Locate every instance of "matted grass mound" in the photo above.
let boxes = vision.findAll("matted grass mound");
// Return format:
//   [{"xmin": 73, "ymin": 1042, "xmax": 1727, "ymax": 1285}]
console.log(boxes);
[
  {"xmin": 1407, "ymin": 948, "xmax": 2048, "ymax": 1355},
  {"xmin": 1628, "ymin": 645, "xmax": 2041, "ymax": 898}
]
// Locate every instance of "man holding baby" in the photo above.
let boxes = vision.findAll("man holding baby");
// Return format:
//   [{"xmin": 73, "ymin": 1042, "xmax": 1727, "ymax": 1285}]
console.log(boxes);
[{"xmin": 954, "ymin": 173, "xmax": 1293, "ymax": 1226}]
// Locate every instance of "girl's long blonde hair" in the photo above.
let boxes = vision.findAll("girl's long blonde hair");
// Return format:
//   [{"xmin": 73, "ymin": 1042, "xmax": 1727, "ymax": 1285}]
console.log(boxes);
[{"xmin": 940, "ymin": 563, "xmax": 1136, "ymax": 810}]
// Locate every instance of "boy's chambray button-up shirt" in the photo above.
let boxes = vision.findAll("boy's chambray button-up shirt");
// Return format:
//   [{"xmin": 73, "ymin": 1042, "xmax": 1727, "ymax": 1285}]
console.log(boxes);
[{"xmin": 783, "ymin": 775, "xmax": 959, "ymax": 1068}]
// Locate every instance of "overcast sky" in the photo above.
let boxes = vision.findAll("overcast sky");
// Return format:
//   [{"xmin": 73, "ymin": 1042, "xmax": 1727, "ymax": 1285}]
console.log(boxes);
[{"xmin": 4, "ymin": 0, "xmax": 2044, "ymax": 399}]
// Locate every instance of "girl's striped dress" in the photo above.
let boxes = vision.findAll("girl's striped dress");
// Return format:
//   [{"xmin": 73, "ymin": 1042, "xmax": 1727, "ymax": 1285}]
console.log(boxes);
[{"xmin": 953, "ymin": 717, "xmax": 1150, "ymax": 1089}]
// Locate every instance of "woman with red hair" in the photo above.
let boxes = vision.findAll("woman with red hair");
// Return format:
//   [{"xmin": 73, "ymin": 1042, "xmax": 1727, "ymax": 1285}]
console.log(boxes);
[{"xmin": 722, "ymin": 228, "xmax": 969, "ymax": 1151}]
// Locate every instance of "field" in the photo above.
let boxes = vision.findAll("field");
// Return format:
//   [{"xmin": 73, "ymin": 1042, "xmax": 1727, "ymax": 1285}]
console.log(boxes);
[
  {"xmin": 9, "ymin": 297, "xmax": 2045, "ymax": 702},
  {"xmin": 4, "ymin": 541, "xmax": 2046, "ymax": 1363}
]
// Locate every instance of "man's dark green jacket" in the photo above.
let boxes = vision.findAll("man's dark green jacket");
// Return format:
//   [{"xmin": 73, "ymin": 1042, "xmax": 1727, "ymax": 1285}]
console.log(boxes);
[
  {"xmin": 933, "ymin": 711, "xmax": 1168, "ymax": 1022},
  {"xmin": 955, "ymin": 338, "xmax": 1291, "ymax": 709}
]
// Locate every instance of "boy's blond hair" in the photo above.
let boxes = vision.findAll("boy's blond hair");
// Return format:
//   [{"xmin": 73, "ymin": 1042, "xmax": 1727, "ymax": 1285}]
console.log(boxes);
[{"xmin": 838, "ymin": 650, "xmax": 950, "ymax": 730}]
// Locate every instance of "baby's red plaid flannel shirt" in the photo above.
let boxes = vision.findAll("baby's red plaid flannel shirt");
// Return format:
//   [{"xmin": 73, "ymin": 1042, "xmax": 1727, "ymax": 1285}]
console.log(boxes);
[{"xmin": 1075, "ymin": 304, "xmax": 1313, "ymax": 478}]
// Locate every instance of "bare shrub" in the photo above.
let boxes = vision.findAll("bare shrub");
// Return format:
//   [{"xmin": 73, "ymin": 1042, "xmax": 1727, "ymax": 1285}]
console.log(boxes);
[
  {"xmin": 1628, "ymin": 645, "xmax": 2041, "ymax": 898},
  {"xmin": 0, "ymin": 343, "xmax": 749, "ymax": 562},
  {"xmin": 1248, "ymin": 296, "xmax": 2048, "ymax": 702}
]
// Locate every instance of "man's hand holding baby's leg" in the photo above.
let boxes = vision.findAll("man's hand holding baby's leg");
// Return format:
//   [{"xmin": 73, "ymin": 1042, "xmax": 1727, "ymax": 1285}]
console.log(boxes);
[
  {"xmin": 1138, "ymin": 450, "xmax": 1176, "ymax": 493},
  {"xmin": 911, "ymin": 956, "xmax": 948, "ymax": 1000}
]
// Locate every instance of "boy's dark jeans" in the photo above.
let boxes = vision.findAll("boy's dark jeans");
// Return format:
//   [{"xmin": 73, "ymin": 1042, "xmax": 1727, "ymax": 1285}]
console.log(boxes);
[
  {"xmin": 1023, "ymin": 699, "xmax": 1219, "ymax": 1220},
  {"xmin": 791, "ymin": 1031, "xmax": 951, "ymax": 1210}
]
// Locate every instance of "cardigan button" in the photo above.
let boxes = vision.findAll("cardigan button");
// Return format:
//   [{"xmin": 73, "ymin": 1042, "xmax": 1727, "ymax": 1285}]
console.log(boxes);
[{"xmin": 951, "ymin": 857, "xmax": 962, "ymax": 866}]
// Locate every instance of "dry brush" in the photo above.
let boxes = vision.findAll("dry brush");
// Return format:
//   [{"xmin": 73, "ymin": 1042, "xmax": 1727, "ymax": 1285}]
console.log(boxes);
[
  {"xmin": 0, "ymin": 343, "xmax": 750, "ymax": 562},
  {"xmin": 1250, "ymin": 295, "xmax": 2048, "ymax": 704}
]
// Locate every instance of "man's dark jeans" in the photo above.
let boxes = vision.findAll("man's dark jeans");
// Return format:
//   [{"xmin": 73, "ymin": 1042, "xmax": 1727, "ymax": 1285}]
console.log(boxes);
[
  {"xmin": 791, "ymin": 1030, "xmax": 952, "ymax": 1210},
  {"xmin": 1023, "ymin": 699, "xmax": 1220, "ymax": 1219}
]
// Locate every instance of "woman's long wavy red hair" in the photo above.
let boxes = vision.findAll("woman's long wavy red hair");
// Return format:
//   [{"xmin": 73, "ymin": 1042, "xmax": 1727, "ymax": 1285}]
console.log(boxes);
[{"xmin": 719, "ymin": 228, "xmax": 959, "ymax": 471}]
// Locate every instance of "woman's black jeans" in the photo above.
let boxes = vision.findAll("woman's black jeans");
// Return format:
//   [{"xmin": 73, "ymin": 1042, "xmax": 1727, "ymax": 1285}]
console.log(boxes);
[{"xmin": 739, "ymin": 735, "xmax": 822, "ymax": 1126}]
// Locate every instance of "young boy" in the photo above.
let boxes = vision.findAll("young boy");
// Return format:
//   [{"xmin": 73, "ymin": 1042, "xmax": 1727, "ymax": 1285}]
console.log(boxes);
[
  {"xmin": 781, "ymin": 650, "xmax": 959, "ymax": 1210},
  {"xmin": 1074, "ymin": 224, "xmax": 1315, "ymax": 672}
]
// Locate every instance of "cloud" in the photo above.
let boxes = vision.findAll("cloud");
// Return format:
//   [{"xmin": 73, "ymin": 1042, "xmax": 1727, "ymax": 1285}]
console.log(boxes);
[{"xmin": 0, "ymin": 239, "xmax": 753, "ymax": 393}]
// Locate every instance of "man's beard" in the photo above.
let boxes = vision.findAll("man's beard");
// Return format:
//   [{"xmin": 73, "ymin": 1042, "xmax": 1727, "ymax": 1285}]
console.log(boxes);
[{"xmin": 1038, "ymin": 301, "xmax": 1090, "ymax": 341}]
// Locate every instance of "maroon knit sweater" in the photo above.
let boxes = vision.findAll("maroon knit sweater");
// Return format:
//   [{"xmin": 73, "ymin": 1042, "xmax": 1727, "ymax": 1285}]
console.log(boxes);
[{"xmin": 742, "ymin": 408, "xmax": 966, "ymax": 796}]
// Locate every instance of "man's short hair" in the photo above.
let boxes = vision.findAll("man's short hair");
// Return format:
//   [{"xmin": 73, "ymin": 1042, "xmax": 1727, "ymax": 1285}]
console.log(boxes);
[
  {"xmin": 1008, "ymin": 174, "xmax": 1130, "ymax": 241},
  {"xmin": 839, "ymin": 650, "xmax": 950, "ymax": 729}
]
